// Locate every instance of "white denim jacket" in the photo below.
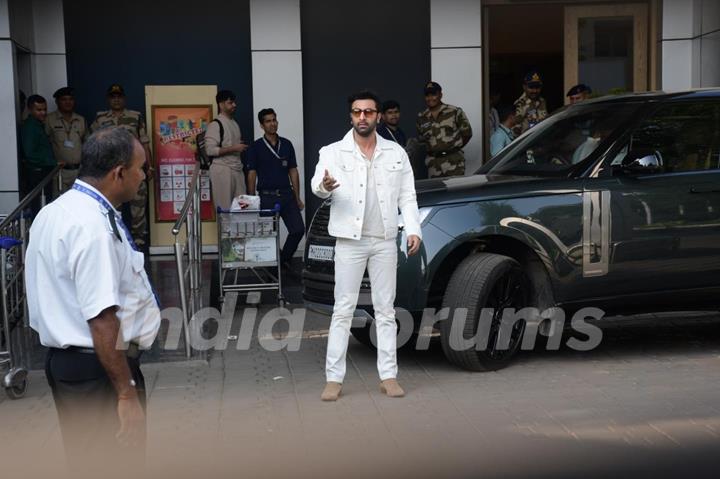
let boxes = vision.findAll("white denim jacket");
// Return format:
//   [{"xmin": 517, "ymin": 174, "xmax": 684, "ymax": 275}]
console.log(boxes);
[{"xmin": 311, "ymin": 130, "xmax": 422, "ymax": 241}]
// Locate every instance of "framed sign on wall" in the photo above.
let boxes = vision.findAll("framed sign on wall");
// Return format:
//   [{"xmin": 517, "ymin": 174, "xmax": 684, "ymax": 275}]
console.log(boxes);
[{"xmin": 151, "ymin": 105, "xmax": 215, "ymax": 222}]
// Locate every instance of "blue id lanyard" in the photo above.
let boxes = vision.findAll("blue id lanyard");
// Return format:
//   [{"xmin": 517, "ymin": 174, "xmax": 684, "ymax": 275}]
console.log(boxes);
[{"xmin": 72, "ymin": 182, "xmax": 161, "ymax": 307}]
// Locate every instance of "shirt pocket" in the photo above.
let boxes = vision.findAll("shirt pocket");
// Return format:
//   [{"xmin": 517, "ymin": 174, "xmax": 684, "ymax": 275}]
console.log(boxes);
[
  {"xmin": 339, "ymin": 161, "xmax": 355, "ymax": 172},
  {"xmin": 131, "ymin": 251, "xmax": 153, "ymax": 299},
  {"xmin": 333, "ymin": 161, "xmax": 355, "ymax": 198},
  {"xmin": 384, "ymin": 161, "xmax": 403, "ymax": 182},
  {"xmin": 383, "ymin": 161, "xmax": 403, "ymax": 190}
]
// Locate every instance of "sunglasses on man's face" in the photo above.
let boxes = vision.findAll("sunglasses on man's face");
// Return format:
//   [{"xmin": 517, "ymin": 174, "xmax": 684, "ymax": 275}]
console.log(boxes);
[{"xmin": 350, "ymin": 108, "xmax": 378, "ymax": 118}]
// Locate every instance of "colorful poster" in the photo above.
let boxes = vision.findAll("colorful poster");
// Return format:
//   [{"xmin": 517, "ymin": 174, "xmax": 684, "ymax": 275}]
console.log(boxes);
[{"xmin": 152, "ymin": 105, "xmax": 214, "ymax": 221}]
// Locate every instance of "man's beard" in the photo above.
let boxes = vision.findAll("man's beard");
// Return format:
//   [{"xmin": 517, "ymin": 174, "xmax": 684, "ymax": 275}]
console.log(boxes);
[{"xmin": 353, "ymin": 123, "xmax": 376, "ymax": 137}]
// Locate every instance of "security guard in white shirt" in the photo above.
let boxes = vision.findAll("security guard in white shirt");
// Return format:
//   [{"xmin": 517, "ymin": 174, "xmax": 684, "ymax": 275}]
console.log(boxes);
[
  {"xmin": 311, "ymin": 90, "xmax": 422, "ymax": 402},
  {"xmin": 25, "ymin": 127, "xmax": 161, "ymax": 471}
]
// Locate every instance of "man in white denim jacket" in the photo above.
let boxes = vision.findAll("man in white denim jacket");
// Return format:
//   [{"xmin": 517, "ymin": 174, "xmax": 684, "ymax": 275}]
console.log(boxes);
[{"xmin": 311, "ymin": 90, "xmax": 422, "ymax": 401}]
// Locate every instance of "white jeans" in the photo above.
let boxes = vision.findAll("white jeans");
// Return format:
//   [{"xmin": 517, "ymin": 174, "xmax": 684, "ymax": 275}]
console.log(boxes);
[{"xmin": 326, "ymin": 237, "xmax": 398, "ymax": 383}]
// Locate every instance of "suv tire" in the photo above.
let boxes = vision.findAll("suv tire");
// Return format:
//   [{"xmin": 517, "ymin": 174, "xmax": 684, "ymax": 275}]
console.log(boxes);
[
  {"xmin": 350, "ymin": 320, "xmax": 416, "ymax": 351},
  {"xmin": 440, "ymin": 253, "xmax": 528, "ymax": 371}
]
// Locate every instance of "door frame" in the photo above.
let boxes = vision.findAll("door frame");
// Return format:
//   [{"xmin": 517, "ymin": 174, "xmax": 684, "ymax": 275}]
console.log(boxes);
[{"xmin": 564, "ymin": 3, "xmax": 649, "ymax": 98}]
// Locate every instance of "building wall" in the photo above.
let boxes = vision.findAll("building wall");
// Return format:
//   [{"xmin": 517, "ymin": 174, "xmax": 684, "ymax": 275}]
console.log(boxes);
[
  {"xmin": 31, "ymin": 0, "xmax": 66, "ymax": 104},
  {"xmin": 431, "ymin": 0, "xmax": 483, "ymax": 172},
  {"xmin": 0, "ymin": 0, "xmax": 67, "ymax": 215},
  {"xmin": 63, "ymin": 0, "xmax": 254, "ymax": 137},
  {"xmin": 300, "ymin": 0, "xmax": 431, "ymax": 216},
  {"xmin": 249, "ymin": 0, "xmax": 305, "ymax": 254},
  {"xmin": 3, "ymin": 0, "xmax": 716, "ymax": 218},
  {"xmin": 661, "ymin": 0, "xmax": 720, "ymax": 89}
]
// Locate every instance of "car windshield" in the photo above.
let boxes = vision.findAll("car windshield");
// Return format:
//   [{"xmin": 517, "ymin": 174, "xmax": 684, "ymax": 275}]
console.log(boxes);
[{"xmin": 478, "ymin": 102, "xmax": 643, "ymax": 177}]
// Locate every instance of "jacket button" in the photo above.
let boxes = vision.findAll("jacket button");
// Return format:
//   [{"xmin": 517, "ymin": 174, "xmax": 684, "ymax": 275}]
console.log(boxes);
[
  {"xmin": 360, "ymin": 184, "xmax": 364, "ymax": 187},
  {"xmin": 359, "ymin": 200, "xmax": 362, "ymax": 203}
]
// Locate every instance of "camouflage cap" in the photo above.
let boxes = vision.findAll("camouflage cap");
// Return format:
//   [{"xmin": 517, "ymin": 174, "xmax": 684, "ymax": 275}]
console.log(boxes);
[
  {"xmin": 424, "ymin": 81, "xmax": 442, "ymax": 95},
  {"xmin": 107, "ymin": 84, "xmax": 125, "ymax": 96},
  {"xmin": 53, "ymin": 86, "xmax": 75, "ymax": 99},
  {"xmin": 523, "ymin": 71, "xmax": 543, "ymax": 88}
]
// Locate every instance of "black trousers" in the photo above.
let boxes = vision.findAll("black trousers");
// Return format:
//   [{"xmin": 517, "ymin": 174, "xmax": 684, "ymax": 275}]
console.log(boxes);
[
  {"xmin": 22, "ymin": 164, "xmax": 56, "ymax": 217},
  {"xmin": 45, "ymin": 348, "xmax": 147, "ymax": 472},
  {"xmin": 260, "ymin": 191, "xmax": 305, "ymax": 264}
]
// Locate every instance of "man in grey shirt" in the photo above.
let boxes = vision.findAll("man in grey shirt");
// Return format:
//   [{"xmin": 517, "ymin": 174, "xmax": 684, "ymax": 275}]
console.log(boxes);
[{"xmin": 205, "ymin": 90, "xmax": 248, "ymax": 209}]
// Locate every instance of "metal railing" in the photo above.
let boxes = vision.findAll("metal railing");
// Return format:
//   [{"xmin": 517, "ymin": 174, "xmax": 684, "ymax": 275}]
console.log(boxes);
[
  {"xmin": 172, "ymin": 163, "xmax": 203, "ymax": 359},
  {"xmin": 0, "ymin": 165, "xmax": 62, "ymax": 399}
]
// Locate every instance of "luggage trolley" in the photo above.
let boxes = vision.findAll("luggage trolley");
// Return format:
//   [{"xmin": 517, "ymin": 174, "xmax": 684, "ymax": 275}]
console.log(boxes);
[
  {"xmin": 0, "ymin": 237, "xmax": 28, "ymax": 399},
  {"xmin": 216, "ymin": 204, "xmax": 285, "ymax": 306}
]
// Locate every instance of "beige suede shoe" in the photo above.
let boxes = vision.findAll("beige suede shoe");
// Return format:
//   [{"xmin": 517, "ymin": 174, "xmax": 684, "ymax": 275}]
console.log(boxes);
[
  {"xmin": 321, "ymin": 381, "xmax": 343, "ymax": 401},
  {"xmin": 380, "ymin": 379, "xmax": 405, "ymax": 398}
]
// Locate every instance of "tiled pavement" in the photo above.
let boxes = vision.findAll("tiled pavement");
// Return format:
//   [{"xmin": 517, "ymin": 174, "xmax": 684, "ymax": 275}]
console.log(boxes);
[
  {"xmin": 2, "ymin": 259, "xmax": 720, "ymax": 478},
  {"xmin": 2, "ymin": 308, "xmax": 720, "ymax": 478}
]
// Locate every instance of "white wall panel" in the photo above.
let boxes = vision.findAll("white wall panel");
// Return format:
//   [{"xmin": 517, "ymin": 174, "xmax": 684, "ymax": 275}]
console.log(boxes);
[
  {"xmin": 0, "ymin": 41, "xmax": 19, "ymax": 196},
  {"xmin": 250, "ymin": 0, "xmax": 305, "ymax": 256},
  {"xmin": 0, "ymin": 192, "xmax": 20, "ymax": 214},
  {"xmin": 31, "ymin": 53, "xmax": 67, "ymax": 103},
  {"xmin": 662, "ymin": 0, "xmax": 702, "ymax": 39},
  {"xmin": 250, "ymin": 0, "xmax": 300, "ymax": 50},
  {"xmin": 431, "ymin": 47, "xmax": 483, "ymax": 173},
  {"xmin": 251, "ymin": 51, "xmax": 304, "ymax": 187},
  {"xmin": 661, "ymin": 39, "xmax": 701, "ymax": 90},
  {"xmin": 250, "ymin": 52, "xmax": 306, "ymax": 254},
  {"xmin": 32, "ymin": 0, "xmax": 65, "ymax": 54},
  {"xmin": 701, "ymin": 31, "xmax": 720, "ymax": 87},
  {"xmin": 430, "ymin": 0, "xmax": 481, "ymax": 48}
]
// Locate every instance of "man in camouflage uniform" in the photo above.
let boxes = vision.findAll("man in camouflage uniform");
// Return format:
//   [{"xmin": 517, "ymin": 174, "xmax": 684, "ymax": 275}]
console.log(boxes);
[
  {"xmin": 513, "ymin": 71, "xmax": 548, "ymax": 136},
  {"xmin": 416, "ymin": 81, "xmax": 472, "ymax": 178},
  {"xmin": 45, "ymin": 87, "xmax": 87, "ymax": 193},
  {"xmin": 91, "ymin": 84, "xmax": 154, "ymax": 251}
]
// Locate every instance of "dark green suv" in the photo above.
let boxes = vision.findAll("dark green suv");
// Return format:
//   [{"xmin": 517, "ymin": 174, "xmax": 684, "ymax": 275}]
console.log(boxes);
[{"xmin": 303, "ymin": 90, "xmax": 720, "ymax": 371}]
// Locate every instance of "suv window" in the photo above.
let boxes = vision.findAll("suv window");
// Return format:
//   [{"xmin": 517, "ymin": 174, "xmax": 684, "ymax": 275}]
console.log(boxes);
[
  {"xmin": 612, "ymin": 101, "xmax": 720, "ymax": 172},
  {"xmin": 481, "ymin": 103, "xmax": 640, "ymax": 177}
]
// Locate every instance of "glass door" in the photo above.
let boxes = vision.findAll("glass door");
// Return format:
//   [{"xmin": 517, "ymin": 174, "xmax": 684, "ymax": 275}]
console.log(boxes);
[{"xmin": 564, "ymin": 3, "xmax": 648, "ymax": 101}]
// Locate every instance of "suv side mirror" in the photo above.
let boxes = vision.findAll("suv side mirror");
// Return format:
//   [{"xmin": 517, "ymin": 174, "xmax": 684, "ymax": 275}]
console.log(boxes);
[{"xmin": 619, "ymin": 150, "xmax": 664, "ymax": 174}]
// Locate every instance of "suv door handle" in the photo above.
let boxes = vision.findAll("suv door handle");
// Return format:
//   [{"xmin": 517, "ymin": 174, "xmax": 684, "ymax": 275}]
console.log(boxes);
[{"xmin": 689, "ymin": 186, "xmax": 720, "ymax": 194}]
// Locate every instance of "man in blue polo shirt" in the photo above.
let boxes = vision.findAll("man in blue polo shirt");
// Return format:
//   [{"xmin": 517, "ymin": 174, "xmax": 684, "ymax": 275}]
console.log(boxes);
[{"xmin": 246, "ymin": 108, "xmax": 305, "ymax": 272}]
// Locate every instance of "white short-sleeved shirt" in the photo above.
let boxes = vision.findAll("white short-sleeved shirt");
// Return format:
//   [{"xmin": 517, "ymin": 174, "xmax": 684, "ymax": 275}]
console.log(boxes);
[{"xmin": 25, "ymin": 180, "xmax": 161, "ymax": 349}]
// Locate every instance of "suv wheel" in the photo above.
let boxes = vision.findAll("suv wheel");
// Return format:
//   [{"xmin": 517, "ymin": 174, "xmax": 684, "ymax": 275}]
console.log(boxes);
[
  {"xmin": 440, "ymin": 253, "xmax": 528, "ymax": 371},
  {"xmin": 350, "ymin": 320, "xmax": 416, "ymax": 350},
  {"xmin": 350, "ymin": 324, "xmax": 375, "ymax": 348}
]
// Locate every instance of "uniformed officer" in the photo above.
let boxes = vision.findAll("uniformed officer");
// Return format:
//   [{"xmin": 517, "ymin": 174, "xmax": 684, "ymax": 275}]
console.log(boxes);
[
  {"xmin": 416, "ymin": 81, "xmax": 473, "ymax": 178},
  {"xmin": 91, "ymin": 84, "xmax": 154, "ymax": 250},
  {"xmin": 45, "ymin": 87, "xmax": 88, "ymax": 193},
  {"xmin": 513, "ymin": 71, "xmax": 549, "ymax": 135},
  {"xmin": 25, "ymin": 127, "xmax": 161, "ymax": 472},
  {"xmin": 246, "ymin": 109, "xmax": 305, "ymax": 272}
]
